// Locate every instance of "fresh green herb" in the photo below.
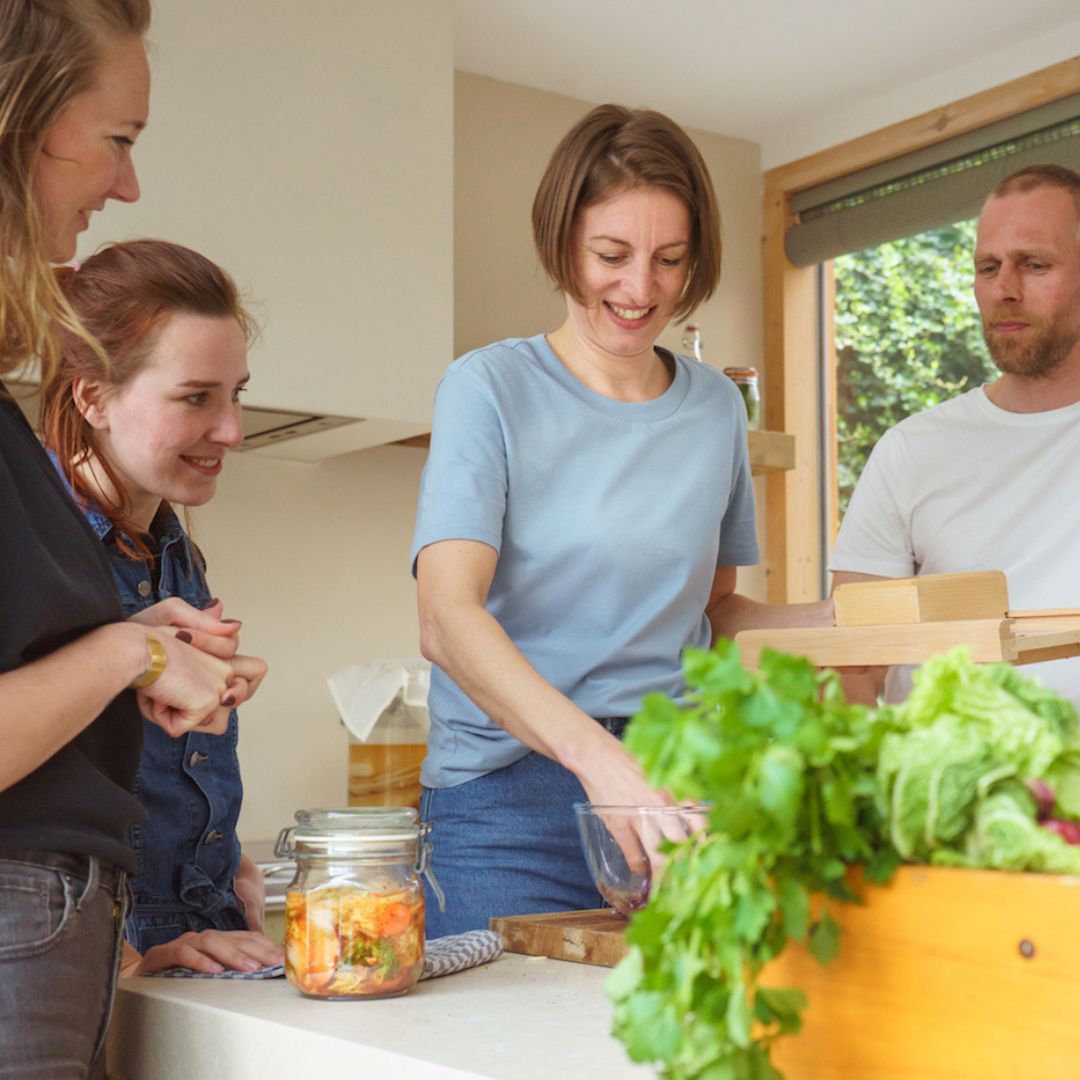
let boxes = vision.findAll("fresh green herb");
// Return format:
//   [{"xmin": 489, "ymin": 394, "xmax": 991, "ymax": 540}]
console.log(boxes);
[{"xmin": 609, "ymin": 643, "xmax": 1080, "ymax": 1078}]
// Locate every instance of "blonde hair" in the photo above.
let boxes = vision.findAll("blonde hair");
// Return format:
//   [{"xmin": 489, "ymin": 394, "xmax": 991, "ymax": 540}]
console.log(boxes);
[{"xmin": 0, "ymin": 0, "xmax": 151, "ymax": 381}]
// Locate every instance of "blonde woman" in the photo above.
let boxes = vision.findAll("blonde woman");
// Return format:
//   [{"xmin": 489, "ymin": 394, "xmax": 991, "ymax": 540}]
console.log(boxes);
[{"xmin": 0, "ymin": 3, "xmax": 265, "ymax": 1074}]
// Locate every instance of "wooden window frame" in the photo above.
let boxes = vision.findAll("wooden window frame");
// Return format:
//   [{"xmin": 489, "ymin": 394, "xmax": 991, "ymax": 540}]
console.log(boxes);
[{"xmin": 761, "ymin": 57, "xmax": 1080, "ymax": 602}]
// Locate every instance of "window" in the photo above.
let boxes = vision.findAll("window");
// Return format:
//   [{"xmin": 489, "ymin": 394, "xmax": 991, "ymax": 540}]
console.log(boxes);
[
  {"xmin": 762, "ymin": 62, "xmax": 1080, "ymax": 602},
  {"xmin": 831, "ymin": 219, "xmax": 993, "ymax": 524}
]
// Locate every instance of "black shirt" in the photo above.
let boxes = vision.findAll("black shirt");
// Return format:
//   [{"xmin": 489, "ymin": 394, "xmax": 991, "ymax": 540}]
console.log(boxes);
[{"xmin": 0, "ymin": 384, "xmax": 143, "ymax": 872}]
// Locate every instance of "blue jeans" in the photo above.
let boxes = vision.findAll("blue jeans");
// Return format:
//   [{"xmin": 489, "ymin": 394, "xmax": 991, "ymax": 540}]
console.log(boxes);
[
  {"xmin": 420, "ymin": 752, "xmax": 603, "ymax": 937},
  {"xmin": 0, "ymin": 851, "xmax": 130, "ymax": 1080}
]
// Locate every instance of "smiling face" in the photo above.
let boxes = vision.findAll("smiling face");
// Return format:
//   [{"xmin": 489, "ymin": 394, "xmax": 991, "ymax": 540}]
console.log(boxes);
[
  {"xmin": 564, "ymin": 185, "xmax": 691, "ymax": 362},
  {"xmin": 973, "ymin": 184, "xmax": 1080, "ymax": 379},
  {"xmin": 80, "ymin": 314, "xmax": 249, "ymax": 529},
  {"xmin": 32, "ymin": 34, "xmax": 149, "ymax": 262}
]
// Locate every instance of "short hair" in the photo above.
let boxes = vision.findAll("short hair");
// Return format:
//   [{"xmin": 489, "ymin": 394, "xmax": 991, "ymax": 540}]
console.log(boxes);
[
  {"xmin": 987, "ymin": 163, "xmax": 1080, "ymax": 221},
  {"xmin": 532, "ymin": 104, "xmax": 722, "ymax": 322},
  {"xmin": 42, "ymin": 239, "xmax": 254, "ymax": 549},
  {"xmin": 0, "ymin": 0, "xmax": 151, "ymax": 380}
]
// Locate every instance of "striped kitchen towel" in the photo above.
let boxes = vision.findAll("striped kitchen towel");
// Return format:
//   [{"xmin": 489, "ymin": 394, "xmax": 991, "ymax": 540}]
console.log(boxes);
[{"xmin": 144, "ymin": 928, "xmax": 503, "ymax": 981}]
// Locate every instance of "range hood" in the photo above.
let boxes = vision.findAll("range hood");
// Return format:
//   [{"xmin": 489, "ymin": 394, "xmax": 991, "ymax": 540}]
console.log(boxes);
[{"xmin": 234, "ymin": 406, "xmax": 361, "ymax": 451}]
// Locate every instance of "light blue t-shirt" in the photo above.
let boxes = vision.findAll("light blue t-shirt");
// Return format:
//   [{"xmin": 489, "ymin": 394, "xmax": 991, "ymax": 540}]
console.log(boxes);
[{"xmin": 411, "ymin": 335, "xmax": 759, "ymax": 787}]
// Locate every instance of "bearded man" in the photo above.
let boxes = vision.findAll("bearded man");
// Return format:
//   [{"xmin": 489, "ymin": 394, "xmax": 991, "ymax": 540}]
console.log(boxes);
[{"xmin": 830, "ymin": 163, "xmax": 1080, "ymax": 706}]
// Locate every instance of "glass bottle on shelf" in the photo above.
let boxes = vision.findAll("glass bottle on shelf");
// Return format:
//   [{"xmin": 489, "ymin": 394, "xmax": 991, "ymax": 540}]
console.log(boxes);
[
  {"xmin": 681, "ymin": 324, "xmax": 703, "ymax": 363},
  {"xmin": 723, "ymin": 367, "xmax": 761, "ymax": 430}
]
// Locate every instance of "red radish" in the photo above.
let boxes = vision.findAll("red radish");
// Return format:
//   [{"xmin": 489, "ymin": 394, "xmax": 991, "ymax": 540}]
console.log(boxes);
[
  {"xmin": 1027, "ymin": 779, "xmax": 1056, "ymax": 821},
  {"xmin": 1042, "ymin": 818, "xmax": 1080, "ymax": 845}
]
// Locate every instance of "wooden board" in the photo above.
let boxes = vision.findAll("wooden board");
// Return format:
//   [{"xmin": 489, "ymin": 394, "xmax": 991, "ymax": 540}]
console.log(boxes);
[
  {"xmin": 489, "ymin": 908, "xmax": 628, "ymax": 968},
  {"xmin": 736, "ymin": 617, "xmax": 1011, "ymax": 668},
  {"xmin": 833, "ymin": 571, "xmax": 1009, "ymax": 627},
  {"xmin": 736, "ymin": 616, "xmax": 1080, "ymax": 669}
]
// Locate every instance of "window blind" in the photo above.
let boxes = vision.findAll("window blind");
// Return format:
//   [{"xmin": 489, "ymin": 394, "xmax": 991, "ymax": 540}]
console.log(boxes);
[{"xmin": 785, "ymin": 93, "xmax": 1080, "ymax": 267}]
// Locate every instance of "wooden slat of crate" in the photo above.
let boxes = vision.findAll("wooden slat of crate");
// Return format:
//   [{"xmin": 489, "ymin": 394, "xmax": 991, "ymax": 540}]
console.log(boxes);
[
  {"xmin": 1007, "ymin": 620, "xmax": 1080, "ymax": 664},
  {"xmin": 767, "ymin": 866, "xmax": 1080, "ymax": 1078},
  {"xmin": 735, "ymin": 618, "xmax": 1011, "ymax": 669},
  {"xmin": 833, "ymin": 570, "xmax": 1008, "ymax": 627}
]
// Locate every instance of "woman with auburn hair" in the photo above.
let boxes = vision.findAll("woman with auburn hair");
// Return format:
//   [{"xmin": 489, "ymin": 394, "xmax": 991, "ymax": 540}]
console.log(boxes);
[
  {"xmin": 413, "ymin": 103, "xmax": 830, "ymax": 935},
  {"xmin": 0, "ymin": 3, "xmax": 265, "ymax": 1074},
  {"xmin": 43, "ymin": 239, "xmax": 281, "ymax": 978}
]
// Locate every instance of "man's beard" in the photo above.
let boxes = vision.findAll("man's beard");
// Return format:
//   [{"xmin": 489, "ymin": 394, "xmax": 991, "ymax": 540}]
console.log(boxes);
[{"xmin": 983, "ymin": 307, "xmax": 1080, "ymax": 378}]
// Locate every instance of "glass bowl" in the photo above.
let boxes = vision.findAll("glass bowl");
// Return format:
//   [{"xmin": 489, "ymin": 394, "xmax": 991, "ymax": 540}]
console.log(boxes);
[{"xmin": 573, "ymin": 803, "xmax": 709, "ymax": 916}]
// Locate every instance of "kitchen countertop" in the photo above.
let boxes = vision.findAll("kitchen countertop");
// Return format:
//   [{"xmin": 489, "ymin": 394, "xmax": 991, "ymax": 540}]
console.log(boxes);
[{"xmin": 106, "ymin": 952, "xmax": 654, "ymax": 1079}]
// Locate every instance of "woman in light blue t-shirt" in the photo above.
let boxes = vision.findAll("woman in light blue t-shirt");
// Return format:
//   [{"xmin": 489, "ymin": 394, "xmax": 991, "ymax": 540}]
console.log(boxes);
[{"xmin": 413, "ymin": 104, "xmax": 827, "ymax": 935}]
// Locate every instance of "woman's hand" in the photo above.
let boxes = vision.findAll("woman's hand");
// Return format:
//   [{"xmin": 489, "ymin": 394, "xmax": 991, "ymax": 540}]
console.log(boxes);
[
  {"xmin": 130, "ymin": 599, "xmax": 268, "ymax": 720},
  {"xmin": 573, "ymin": 729, "xmax": 676, "ymax": 874},
  {"xmin": 123, "ymin": 930, "xmax": 284, "ymax": 977},
  {"xmin": 135, "ymin": 632, "xmax": 234, "ymax": 736},
  {"xmin": 223, "ymin": 653, "xmax": 269, "ymax": 709},
  {"xmin": 130, "ymin": 597, "xmax": 241, "ymax": 660},
  {"xmin": 574, "ymin": 728, "xmax": 671, "ymax": 810}
]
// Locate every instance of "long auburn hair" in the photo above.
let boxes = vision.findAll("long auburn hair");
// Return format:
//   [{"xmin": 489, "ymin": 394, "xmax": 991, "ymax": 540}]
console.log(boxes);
[
  {"xmin": 41, "ymin": 238, "xmax": 255, "ymax": 550},
  {"xmin": 0, "ymin": 0, "xmax": 151, "ymax": 382}
]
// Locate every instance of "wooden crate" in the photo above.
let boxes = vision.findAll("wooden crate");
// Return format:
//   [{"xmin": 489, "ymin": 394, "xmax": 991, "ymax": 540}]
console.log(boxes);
[
  {"xmin": 493, "ymin": 867, "xmax": 1080, "ymax": 1078},
  {"xmin": 767, "ymin": 866, "xmax": 1080, "ymax": 1078}
]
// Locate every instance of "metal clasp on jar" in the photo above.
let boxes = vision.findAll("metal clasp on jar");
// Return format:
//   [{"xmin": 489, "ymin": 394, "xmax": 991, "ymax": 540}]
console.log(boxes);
[{"xmin": 415, "ymin": 823, "xmax": 446, "ymax": 913}]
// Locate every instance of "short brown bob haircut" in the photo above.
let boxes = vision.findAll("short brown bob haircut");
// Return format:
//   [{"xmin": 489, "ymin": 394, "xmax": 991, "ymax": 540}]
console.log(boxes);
[{"xmin": 532, "ymin": 104, "xmax": 722, "ymax": 323}]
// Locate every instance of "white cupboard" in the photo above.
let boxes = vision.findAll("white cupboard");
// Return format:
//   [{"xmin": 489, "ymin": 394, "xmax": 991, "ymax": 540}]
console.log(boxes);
[{"xmin": 81, "ymin": 0, "xmax": 454, "ymax": 457}]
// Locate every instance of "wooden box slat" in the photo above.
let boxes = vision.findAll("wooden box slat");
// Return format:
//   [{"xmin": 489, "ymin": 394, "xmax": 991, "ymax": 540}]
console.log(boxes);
[{"xmin": 833, "ymin": 571, "xmax": 1009, "ymax": 627}]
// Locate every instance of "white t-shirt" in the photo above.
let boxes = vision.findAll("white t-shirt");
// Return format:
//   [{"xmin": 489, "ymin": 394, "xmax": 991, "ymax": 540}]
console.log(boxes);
[{"xmin": 830, "ymin": 385, "xmax": 1080, "ymax": 706}]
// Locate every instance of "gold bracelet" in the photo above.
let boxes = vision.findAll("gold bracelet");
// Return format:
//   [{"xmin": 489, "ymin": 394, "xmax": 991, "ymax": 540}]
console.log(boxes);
[{"xmin": 130, "ymin": 634, "xmax": 167, "ymax": 689}]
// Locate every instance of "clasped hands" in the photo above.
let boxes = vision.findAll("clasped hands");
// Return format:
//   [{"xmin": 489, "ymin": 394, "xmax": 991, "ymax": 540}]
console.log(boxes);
[{"xmin": 129, "ymin": 598, "xmax": 268, "ymax": 737}]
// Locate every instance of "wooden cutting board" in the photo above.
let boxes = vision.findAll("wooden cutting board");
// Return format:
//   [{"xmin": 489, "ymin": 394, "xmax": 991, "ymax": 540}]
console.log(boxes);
[{"xmin": 489, "ymin": 908, "xmax": 628, "ymax": 967}]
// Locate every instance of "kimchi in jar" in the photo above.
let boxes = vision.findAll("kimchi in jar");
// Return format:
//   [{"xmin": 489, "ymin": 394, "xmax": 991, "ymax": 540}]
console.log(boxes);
[{"xmin": 275, "ymin": 809, "xmax": 428, "ymax": 999}]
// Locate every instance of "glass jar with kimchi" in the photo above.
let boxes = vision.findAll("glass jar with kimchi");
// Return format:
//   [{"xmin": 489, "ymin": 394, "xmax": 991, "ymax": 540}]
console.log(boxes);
[{"xmin": 275, "ymin": 809, "xmax": 429, "ymax": 999}]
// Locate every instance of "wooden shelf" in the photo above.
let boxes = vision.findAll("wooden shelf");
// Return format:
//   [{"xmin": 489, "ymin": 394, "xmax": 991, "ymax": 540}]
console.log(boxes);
[
  {"xmin": 747, "ymin": 429, "xmax": 795, "ymax": 475},
  {"xmin": 395, "ymin": 427, "xmax": 796, "ymax": 476}
]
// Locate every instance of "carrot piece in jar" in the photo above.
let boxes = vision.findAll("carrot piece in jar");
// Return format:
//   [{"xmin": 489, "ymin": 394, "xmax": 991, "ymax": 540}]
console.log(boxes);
[{"xmin": 378, "ymin": 902, "xmax": 412, "ymax": 937}]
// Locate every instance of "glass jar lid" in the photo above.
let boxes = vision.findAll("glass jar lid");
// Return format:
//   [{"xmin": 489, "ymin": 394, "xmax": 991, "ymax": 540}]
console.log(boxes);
[
  {"xmin": 293, "ymin": 806, "xmax": 418, "ymax": 827},
  {"xmin": 276, "ymin": 806, "xmax": 428, "ymax": 863}
]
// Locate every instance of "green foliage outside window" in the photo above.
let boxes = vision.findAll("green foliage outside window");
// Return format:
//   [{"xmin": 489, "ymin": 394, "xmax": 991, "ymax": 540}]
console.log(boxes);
[{"xmin": 833, "ymin": 220, "xmax": 996, "ymax": 515}]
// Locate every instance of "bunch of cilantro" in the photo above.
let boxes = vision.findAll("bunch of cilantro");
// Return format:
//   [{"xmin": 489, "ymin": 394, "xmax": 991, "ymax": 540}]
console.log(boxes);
[{"xmin": 608, "ymin": 643, "xmax": 1080, "ymax": 1079}]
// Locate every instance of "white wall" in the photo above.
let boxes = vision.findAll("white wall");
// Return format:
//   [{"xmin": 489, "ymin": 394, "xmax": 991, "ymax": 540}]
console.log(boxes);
[
  {"xmin": 195, "ymin": 447, "xmax": 427, "ymax": 841},
  {"xmin": 81, "ymin": 0, "xmax": 453, "ymax": 451},
  {"xmin": 764, "ymin": 21, "xmax": 1080, "ymax": 168}
]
